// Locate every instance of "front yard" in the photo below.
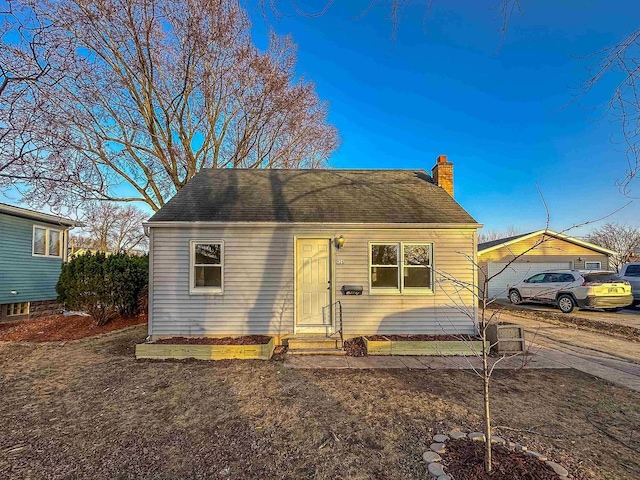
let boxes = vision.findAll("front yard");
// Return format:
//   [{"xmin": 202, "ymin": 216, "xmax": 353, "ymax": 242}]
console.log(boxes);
[{"xmin": 1, "ymin": 325, "xmax": 639, "ymax": 479}]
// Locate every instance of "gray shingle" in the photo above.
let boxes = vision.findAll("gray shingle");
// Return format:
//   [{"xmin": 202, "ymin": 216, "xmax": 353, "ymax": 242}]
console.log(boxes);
[
  {"xmin": 478, "ymin": 232, "xmax": 534, "ymax": 251},
  {"xmin": 148, "ymin": 169, "xmax": 478, "ymax": 224}
]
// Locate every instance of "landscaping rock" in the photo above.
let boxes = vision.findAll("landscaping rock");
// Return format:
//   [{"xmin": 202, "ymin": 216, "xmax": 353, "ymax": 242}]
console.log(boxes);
[
  {"xmin": 437, "ymin": 475, "xmax": 452, "ymax": 480},
  {"xmin": 422, "ymin": 451, "xmax": 442, "ymax": 463},
  {"xmin": 448, "ymin": 430, "xmax": 466, "ymax": 440},
  {"xmin": 515, "ymin": 443, "xmax": 527, "ymax": 452},
  {"xmin": 427, "ymin": 462, "xmax": 445, "ymax": 478},
  {"xmin": 430, "ymin": 442, "xmax": 446, "ymax": 454},
  {"xmin": 468, "ymin": 432, "xmax": 486, "ymax": 442},
  {"xmin": 525, "ymin": 450, "xmax": 548, "ymax": 461},
  {"xmin": 545, "ymin": 461, "xmax": 569, "ymax": 477},
  {"xmin": 490, "ymin": 435, "xmax": 506, "ymax": 445},
  {"xmin": 433, "ymin": 434, "xmax": 449, "ymax": 443}
]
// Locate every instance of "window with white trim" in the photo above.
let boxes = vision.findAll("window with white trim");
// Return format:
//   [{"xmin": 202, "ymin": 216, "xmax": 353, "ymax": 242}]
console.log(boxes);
[
  {"xmin": 585, "ymin": 261, "xmax": 601, "ymax": 270},
  {"xmin": 190, "ymin": 241, "xmax": 223, "ymax": 294},
  {"xmin": 7, "ymin": 302, "xmax": 29, "ymax": 316},
  {"xmin": 369, "ymin": 242, "xmax": 434, "ymax": 294},
  {"xmin": 33, "ymin": 226, "xmax": 62, "ymax": 257}
]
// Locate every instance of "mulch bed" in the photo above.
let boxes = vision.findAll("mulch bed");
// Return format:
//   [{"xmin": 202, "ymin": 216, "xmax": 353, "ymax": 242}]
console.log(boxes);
[
  {"xmin": 343, "ymin": 337, "xmax": 367, "ymax": 356},
  {"xmin": 444, "ymin": 439, "xmax": 557, "ymax": 480},
  {"xmin": 153, "ymin": 335, "xmax": 272, "ymax": 345},
  {"xmin": 367, "ymin": 334, "xmax": 480, "ymax": 341},
  {"xmin": 0, "ymin": 314, "xmax": 147, "ymax": 342}
]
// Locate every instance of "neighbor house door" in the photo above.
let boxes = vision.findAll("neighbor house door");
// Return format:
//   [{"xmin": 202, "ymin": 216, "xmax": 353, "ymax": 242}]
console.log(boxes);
[{"xmin": 295, "ymin": 238, "xmax": 332, "ymax": 330}]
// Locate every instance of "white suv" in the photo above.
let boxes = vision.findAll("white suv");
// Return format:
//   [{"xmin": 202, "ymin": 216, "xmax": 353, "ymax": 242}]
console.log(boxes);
[{"xmin": 507, "ymin": 270, "xmax": 633, "ymax": 313}]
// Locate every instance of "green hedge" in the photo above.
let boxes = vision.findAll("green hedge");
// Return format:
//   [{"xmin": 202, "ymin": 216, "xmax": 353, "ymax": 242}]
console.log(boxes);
[{"xmin": 57, "ymin": 252, "xmax": 148, "ymax": 326}]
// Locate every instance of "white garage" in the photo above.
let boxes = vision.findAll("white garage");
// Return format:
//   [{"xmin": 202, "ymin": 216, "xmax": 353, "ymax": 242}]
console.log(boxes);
[
  {"xmin": 486, "ymin": 261, "xmax": 572, "ymax": 299},
  {"xmin": 477, "ymin": 230, "xmax": 616, "ymax": 301}
]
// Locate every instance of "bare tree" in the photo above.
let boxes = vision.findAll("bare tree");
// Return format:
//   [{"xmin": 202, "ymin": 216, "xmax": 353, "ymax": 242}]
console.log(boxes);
[
  {"xmin": 0, "ymin": 1, "xmax": 74, "ymax": 189},
  {"xmin": 74, "ymin": 202, "xmax": 148, "ymax": 254},
  {"xmin": 585, "ymin": 223, "xmax": 640, "ymax": 272},
  {"xmin": 1, "ymin": 0, "xmax": 339, "ymax": 211},
  {"xmin": 577, "ymin": 30, "xmax": 640, "ymax": 196},
  {"xmin": 477, "ymin": 225, "xmax": 520, "ymax": 245}
]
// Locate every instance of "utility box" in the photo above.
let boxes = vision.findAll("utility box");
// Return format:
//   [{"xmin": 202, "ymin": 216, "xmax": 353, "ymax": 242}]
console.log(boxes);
[{"xmin": 486, "ymin": 323, "xmax": 525, "ymax": 354}]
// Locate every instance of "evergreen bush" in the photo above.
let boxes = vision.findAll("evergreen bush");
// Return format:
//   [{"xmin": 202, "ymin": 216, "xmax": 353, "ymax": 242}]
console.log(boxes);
[{"xmin": 57, "ymin": 252, "xmax": 148, "ymax": 326}]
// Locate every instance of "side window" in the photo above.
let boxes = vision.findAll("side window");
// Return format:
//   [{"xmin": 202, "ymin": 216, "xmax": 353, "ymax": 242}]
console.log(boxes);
[
  {"xmin": 560, "ymin": 274, "xmax": 576, "ymax": 283},
  {"xmin": 544, "ymin": 274, "xmax": 560, "ymax": 283},
  {"xmin": 527, "ymin": 273, "xmax": 546, "ymax": 283},
  {"xmin": 33, "ymin": 226, "xmax": 63, "ymax": 258},
  {"xmin": 33, "ymin": 227, "xmax": 47, "ymax": 255},
  {"xmin": 190, "ymin": 241, "xmax": 223, "ymax": 294}
]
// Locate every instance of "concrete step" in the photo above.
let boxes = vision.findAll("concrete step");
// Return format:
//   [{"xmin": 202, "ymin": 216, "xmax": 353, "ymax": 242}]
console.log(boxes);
[
  {"xmin": 288, "ymin": 337, "xmax": 340, "ymax": 350},
  {"xmin": 288, "ymin": 348, "xmax": 346, "ymax": 356}
]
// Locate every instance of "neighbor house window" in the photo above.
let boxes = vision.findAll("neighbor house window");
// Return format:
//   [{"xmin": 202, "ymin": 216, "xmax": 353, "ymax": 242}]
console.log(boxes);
[
  {"xmin": 190, "ymin": 241, "xmax": 223, "ymax": 294},
  {"xmin": 584, "ymin": 261, "xmax": 601, "ymax": 270},
  {"xmin": 7, "ymin": 302, "xmax": 29, "ymax": 316},
  {"xmin": 33, "ymin": 226, "xmax": 62, "ymax": 257},
  {"xmin": 369, "ymin": 242, "xmax": 433, "ymax": 294}
]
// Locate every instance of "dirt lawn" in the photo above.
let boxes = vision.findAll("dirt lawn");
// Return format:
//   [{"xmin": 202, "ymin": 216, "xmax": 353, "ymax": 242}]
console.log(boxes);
[{"xmin": 1, "ymin": 326, "xmax": 639, "ymax": 480}]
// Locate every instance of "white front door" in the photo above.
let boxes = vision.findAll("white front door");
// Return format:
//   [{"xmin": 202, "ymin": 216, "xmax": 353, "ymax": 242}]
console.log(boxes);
[{"xmin": 296, "ymin": 238, "xmax": 332, "ymax": 330}]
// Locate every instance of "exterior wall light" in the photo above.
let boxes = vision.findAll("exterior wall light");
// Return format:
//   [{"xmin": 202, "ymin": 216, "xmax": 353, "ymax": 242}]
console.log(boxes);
[{"xmin": 334, "ymin": 235, "xmax": 345, "ymax": 249}]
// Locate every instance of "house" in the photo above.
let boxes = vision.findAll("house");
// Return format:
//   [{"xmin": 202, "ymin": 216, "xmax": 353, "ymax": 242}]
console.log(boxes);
[
  {"xmin": 144, "ymin": 156, "xmax": 482, "ymax": 343},
  {"xmin": 0, "ymin": 203, "xmax": 79, "ymax": 322},
  {"xmin": 478, "ymin": 230, "xmax": 616, "ymax": 299}
]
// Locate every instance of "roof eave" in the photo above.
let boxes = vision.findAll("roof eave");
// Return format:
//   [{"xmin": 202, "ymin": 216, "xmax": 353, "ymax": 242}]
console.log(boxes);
[
  {"xmin": 144, "ymin": 220, "xmax": 483, "ymax": 229},
  {"xmin": 0, "ymin": 204, "xmax": 80, "ymax": 228},
  {"xmin": 478, "ymin": 229, "xmax": 618, "ymax": 256}
]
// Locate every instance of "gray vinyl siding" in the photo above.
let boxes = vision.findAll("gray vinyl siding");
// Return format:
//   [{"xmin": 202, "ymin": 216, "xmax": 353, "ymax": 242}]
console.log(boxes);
[
  {"xmin": 0, "ymin": 213, "xmax": 66, "ymax": 304},
  {"xmin": 150, "ymin": 225, "xmax": 478, "ymax": 337}
]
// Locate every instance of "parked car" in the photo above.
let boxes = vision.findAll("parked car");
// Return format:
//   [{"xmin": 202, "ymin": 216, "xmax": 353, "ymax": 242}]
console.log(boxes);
[
  {"xmin": 619, "ymin": 262, "xmax": 640, "ymax": 307},
  {"xmin": 507, "ymin": 270, "xmax": 633, "ymax": 313}
]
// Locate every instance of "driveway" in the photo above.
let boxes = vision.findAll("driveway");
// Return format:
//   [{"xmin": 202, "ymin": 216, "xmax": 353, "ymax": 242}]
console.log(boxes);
[
  {"xmin": 496, "ymin": 309, "xmax": 640, "ymax": 392},
  {"xmin": 494, "ymin": 299, "xmax": 640, "ymax": 329}
]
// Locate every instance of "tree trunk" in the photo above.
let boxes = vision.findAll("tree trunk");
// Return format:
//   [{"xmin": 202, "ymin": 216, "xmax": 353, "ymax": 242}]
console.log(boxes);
[{"xmin": 483, "ymin": 337, "xmax": 493, "ymax": 472}]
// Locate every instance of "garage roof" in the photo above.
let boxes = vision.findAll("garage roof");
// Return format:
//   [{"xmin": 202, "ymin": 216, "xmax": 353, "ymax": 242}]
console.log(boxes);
[{"xmin": 478, "ymin": 230, "xmax": 617, "ymax": 256}]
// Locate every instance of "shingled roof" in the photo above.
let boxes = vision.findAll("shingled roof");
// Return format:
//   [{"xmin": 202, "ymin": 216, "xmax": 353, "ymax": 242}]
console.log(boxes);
[
  {"xmin": 148, "ymin": 169, "xmax": 478, "ymax": 224},
  {"xmin": 477, "ymin": 232, "xmax": 531, "ymax": 251}
]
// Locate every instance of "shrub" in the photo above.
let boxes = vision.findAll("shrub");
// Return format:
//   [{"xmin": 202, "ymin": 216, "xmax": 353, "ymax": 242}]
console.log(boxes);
[{"xmin": 57, "ymin": 252, "xmax": 148, "ymax": 326}]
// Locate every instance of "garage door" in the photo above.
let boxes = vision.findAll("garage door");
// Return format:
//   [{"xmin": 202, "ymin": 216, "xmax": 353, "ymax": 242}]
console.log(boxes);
[{"xmin": 487, "ymin": 262, "xmax": 573, "ymax": 299}]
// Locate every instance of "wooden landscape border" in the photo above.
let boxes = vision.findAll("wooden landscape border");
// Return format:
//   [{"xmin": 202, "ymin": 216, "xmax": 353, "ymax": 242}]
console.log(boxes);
[
  {"xmin": 135, "ymin": 337, "xmax": 275, "ymax": 360},
  {"xmin": 363, "ymin": 336, "xmax": 487, "ymax": 356}
]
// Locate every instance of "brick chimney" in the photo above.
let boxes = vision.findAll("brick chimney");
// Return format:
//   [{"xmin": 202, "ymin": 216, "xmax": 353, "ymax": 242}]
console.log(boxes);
[{"xmin": 431, "ymin": 155, "xmax": 453, "ymax": 196}]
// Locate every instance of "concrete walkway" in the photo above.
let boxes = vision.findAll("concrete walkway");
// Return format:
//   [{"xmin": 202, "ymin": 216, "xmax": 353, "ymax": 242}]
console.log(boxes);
[{"xmin": 285, "ymin": 311, "xmax": 640, "ymax": 392}]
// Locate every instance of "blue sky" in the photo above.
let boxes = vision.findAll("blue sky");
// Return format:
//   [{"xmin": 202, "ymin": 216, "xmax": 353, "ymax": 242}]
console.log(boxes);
[
  {"xmin": 249, "ymin": 0, "xmax": 639, "ymax": 235},
  {"xmin": 2, "ymin": 0, "xmax": 638, "ymax": 236}
]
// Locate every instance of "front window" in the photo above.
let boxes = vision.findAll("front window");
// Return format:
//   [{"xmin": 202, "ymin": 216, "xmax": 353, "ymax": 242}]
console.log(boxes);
[
  {"xmin": 370, "ymin": 244, "xmax": 399, "ymax": 289},
  {"xmin": 584, "ymin": 261, "xmax": 601, "ymax": 270},
  {"xmin": 370, "ymin": 242, "xmax": 433, "ymax": 294},
  {"xmin": 190, "ymin": 241, "xmax": 223, "ymax": 294},
  {"xmin": 33, "ymin": 226, "xmax": 62, "ymax": 257}
]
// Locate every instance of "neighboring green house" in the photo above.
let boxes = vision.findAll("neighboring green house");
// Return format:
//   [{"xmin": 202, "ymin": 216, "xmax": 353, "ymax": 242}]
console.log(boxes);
[{"xmin": 0, "ymin": 203, "xmax": 79, "ymax": 322}]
